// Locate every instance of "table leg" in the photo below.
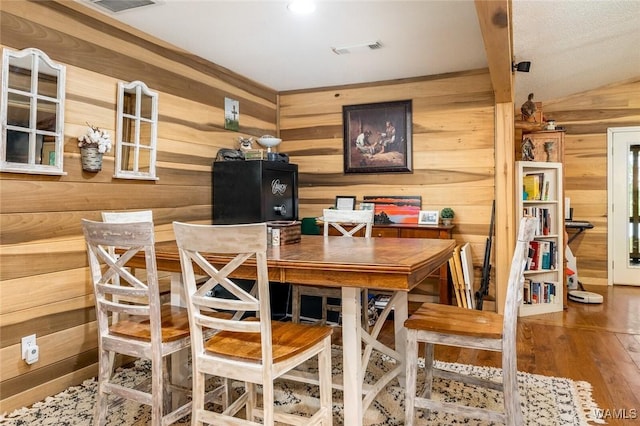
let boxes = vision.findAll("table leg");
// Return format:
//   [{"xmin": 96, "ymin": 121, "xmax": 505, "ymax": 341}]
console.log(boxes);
[
  {"xmin": 393, "ymin": 291, "xmax": 408, "ymax": 387},
  {"xmin": 439, "ymin": 263, "xmax": 451, "ymax": 304},
  {"xmin": 170, "ymin": 272, "xmax": 190, "ymax": 407},
  {"xmin": 341, "ymin": 286, "xmax": 364, "ymax": 426}
]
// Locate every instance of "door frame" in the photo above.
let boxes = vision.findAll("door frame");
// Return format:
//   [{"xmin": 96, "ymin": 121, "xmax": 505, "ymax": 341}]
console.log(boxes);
[{"xmin": 607, "ymin": 126, "xmax": 640, "ymax": 285}]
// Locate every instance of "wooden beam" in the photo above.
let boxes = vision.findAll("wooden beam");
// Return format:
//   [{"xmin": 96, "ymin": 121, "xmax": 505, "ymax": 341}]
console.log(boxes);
[
  {"xmin": 494, "ymin": 103, "xmax": 516, "ymax": 314},
  {"xmin": 475, "ymin": 0, "xmax": 516, "ymax": 313},
  {"xmin": 475, "ymin": 0, "xmax": 513, "ymax": 103}
]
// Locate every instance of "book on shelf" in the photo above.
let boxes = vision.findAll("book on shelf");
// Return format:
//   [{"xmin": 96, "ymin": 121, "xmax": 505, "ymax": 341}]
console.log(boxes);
[
  {"xmin": 539, "ymin": 240, "xmax": 551, "ymax": 270},
  {"xmin": 523, "ymin": 174, "xmax": 541, "ymax": 200},
  {"xmin": 526, "ymin": 240, "xmax": 556, "ymax": 271},
  {"xmin": 542, "ymin": 174, "xmax": 551, "ymax": 201},
  {"xmin": 523, "ymin": 207, "xmax": 551, "ymax": 235},
  {"xmin": 527, "ymin": 241, "xmax": 540, "ymax": 270},
  {"xmin": 523, "ymin": 278, "xmax": 531, "ymax": 304}
]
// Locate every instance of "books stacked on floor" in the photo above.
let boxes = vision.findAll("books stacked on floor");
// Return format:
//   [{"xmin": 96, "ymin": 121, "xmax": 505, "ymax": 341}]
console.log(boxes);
[
  {"xmin": 526, "ymin": 239, "xmax": 557, "ymax": 271},
  {"xmin": 523, "ymin": 279, "xmax": 557, "ymax": 304}
]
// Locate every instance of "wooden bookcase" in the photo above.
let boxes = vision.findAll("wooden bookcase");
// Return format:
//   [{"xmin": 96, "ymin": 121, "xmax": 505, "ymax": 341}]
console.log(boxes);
[{"xmin": 516, "ymin": 161, "xmax": 564, "ymax": 316}]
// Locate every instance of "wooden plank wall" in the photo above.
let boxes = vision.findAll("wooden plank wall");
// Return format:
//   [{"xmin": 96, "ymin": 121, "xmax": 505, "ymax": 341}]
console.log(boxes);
[
  {"xmin": 278, "ymin": 69, "xmax": 497, "ymax": 302},
  {"xmin": 543, "ymin": 78, "xmax": 640, "ymax": 285},
  {"xmin": 0, "ymin": 0, "xmax": 277, "ymax": 411}
]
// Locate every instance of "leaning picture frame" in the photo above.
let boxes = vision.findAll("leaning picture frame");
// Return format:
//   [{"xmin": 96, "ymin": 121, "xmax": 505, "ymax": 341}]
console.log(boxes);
[
  {"xmin": 343, "ymin": 100, "xmax": 412, "ymax": 174},
  {"xmin": 418, "ymin": 210, "xmax": 440, "ymax": 225},
  {"xmin": 335, "ymin": 196, "xmax": 356, "ymax": 210}
]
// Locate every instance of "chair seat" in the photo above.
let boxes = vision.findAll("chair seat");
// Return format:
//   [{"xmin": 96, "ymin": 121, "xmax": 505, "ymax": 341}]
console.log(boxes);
[
  {"xmin": 111, "ymin": 304, "xmax": 230, "ymax": 342},
  {"xmin": 205, "ymin": 319, "xmax": 333, "ymax": 363},
  {"xmin": 405, "ymin": 302, "xmax": 504, "ymax": 340}
]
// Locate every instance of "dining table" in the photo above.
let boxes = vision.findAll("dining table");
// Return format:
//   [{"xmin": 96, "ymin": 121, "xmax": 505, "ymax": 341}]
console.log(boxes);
[{"xmin": 129, "ymin": 234, "xmax": 455, "ymax": 425}]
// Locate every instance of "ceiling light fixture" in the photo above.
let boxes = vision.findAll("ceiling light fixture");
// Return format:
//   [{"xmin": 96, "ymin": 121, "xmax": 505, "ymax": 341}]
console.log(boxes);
[
  {"xmin": 512, "ymin": 61, "xmax": 531, "ymax": 72},
  {"xmin": 331, "ymin": 41, "xmax": 383, "ymax": 55},
  {"xmin": 287, "ymin": 0, "xmax": 316, "ymax": 15}
]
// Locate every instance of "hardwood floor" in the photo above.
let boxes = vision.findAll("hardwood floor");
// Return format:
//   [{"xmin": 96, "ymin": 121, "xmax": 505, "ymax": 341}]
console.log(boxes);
[{"xmin": 375, "ymin": 284, "xmax": 640, "ymax": 425}]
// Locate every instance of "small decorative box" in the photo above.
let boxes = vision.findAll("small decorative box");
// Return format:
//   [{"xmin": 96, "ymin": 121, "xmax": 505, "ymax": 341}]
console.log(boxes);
[
  {"xmin": 243, "ymin": 149, "xmax": 264, "ymax": 160},
  {"xmin": 267, "ymin": 220, "xmax": 301, "ymax": 245}
]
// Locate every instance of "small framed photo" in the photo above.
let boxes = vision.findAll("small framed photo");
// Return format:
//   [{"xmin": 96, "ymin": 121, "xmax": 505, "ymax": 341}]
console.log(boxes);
[
  {"xmin": 224, "ymin": 97, "xmax": 239, "ymax": 131},
  {"xmin": 418, "ymin": 210, "xmax": 439, "ymax": 225},
  {"xmin": 359, "ymin": 202, "xmax": 375, "ymax": 211},
  {"xmin": 335, "ymin": 196, "xmax": 356, "ymax": 210}
]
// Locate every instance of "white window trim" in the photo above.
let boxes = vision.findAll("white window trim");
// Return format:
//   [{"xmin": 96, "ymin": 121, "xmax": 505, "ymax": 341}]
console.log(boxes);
[
  {"xmin": 114, "ymin": 80, "xmax": 159, "ymax": 181},
  {"xmin": 1, "ymin": 47, "xmax": 66, "ymax": 175}
]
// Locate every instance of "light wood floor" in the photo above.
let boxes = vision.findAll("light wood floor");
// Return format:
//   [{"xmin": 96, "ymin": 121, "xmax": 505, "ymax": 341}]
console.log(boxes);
[{"xmin": 374, "ymin": 284, "xmax": 640, "ymax": 426}]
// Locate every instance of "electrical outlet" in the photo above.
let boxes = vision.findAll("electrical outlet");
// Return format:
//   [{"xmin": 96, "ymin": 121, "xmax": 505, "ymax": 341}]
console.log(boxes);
[{"xmin": 21, "ymin": 334, "xmax": 38, "ymax": 364}]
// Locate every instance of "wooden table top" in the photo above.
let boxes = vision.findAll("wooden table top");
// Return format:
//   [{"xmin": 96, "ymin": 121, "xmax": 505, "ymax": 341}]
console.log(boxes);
[{"xmin": 137, "ymin": 235, "xmax": 455, "ymax": 292}]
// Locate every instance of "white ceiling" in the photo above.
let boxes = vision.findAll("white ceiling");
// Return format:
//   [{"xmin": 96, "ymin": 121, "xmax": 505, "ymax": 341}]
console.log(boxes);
[{"xmin": 82, "ymin": 0, "xmax": 640, "ymax": 108}]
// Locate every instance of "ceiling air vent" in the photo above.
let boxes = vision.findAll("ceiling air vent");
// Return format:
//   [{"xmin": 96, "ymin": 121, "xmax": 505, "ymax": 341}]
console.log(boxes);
[
  {"xmin": 86, "ymin": 0, "xmax": 158, "ymax": 13},
  {"xmin": 331, "ymin": 41, "xmax": 383, "ymax": 55}
]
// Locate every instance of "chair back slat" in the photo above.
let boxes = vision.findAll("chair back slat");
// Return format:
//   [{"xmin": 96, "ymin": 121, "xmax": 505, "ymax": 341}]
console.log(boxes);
[
  {"xmin": 173, "ymin": 222, "xmax": 271, "ymax": 350},
  {"xmin": 322, "ymin": 208, "xmax": 374, "ymax": 237},
  {"xmin": 102, "ymin": 210, "xmax": 153, "ymax": 223},
  {"xmin": 82, "ymin": 219, "xmax": 162, "ymax": 341}
]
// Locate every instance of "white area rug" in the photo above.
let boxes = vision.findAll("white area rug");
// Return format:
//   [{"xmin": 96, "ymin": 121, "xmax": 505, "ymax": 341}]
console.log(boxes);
[{"xmin": 1, "ymin": 348, "xmax": 604, "ymax": 425}]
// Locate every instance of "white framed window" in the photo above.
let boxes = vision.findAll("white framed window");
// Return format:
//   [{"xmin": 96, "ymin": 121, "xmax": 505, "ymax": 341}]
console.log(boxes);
[
  {"xmin": 114, "ymin": 80, "xmax": 158, "ymax": 180},
  {"xmin": 1, "ymin": 48, "xmax": 66, "ymax": 175}
]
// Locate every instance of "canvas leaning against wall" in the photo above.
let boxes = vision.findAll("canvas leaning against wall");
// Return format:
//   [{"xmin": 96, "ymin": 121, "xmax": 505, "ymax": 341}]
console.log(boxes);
[{"xmin": 363, "ymin": 195, "xmax": 421, "ymax": 224}]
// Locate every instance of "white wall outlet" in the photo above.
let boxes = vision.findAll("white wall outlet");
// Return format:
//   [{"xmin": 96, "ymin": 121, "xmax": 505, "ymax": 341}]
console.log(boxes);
[{"xmin": 21, "ymin": 334, "xmax": 39, "ymax": 364}]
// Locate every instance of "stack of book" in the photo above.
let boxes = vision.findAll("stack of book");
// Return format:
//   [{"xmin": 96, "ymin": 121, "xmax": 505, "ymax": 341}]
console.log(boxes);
[
  {"xmin": 522, "ymin": 172, "xmax": 551, "ymax": 201},
  {"xmin": 525, "ymin": 239, "xmax": 557, "ymax": 271},
  {"xmin": 523, "ymin": 279, "xmax": 557, "ymax": 304},
  {"xmin": 522, "ymin": 207, "xmax": 552, "ymax": 235}
]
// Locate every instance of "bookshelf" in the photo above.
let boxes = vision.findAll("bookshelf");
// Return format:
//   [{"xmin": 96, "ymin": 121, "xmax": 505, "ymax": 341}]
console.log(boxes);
[{"xmin": 516, "ymin": 161, "xmax": 564, "ymax": 316}]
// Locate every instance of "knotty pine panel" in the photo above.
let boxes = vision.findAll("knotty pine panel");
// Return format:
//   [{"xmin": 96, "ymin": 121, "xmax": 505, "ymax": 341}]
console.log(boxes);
[
  {"xmin": 2, "ymin": 322, "xmax": 98, "ymax": 382},
  {"xmin": 0, "ymin": 0, "xmax": 277, "ymax": 412},
  {"xmin": 0, "ymin": 354, "xmax": 99, "ymax": 412},
  {"xmin": 280, "ymin": 70, "xmax": 496, "ymax": 303},
  {"xmin": 1, "ymin": 206, "xmax": 209, "ymax": 245}
]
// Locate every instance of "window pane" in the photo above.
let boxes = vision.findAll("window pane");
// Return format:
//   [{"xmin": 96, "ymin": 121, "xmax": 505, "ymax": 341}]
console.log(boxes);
[
  {"xmin": 122, "ymin": 116, "xmax": 136, "ymax": 143},
  {"xmin": 139, "ymin": 120, "xmax": 152, "ymax": 147},
  {"xmin": 36, "ymin": 99, "xmax": 57, "ymax": 131},
  {"xmin": 120, "ymin": 144, "xmax": 135, "ymax": 171},
  {"xmin": 141, "ymin": 94, "xmax": 153, "ymax": 119},
  {"xmin": 138, "ymin": 147, "xmax": 150, "ymax": 172},
  {"xmin": 123, "ymin": 89, "xmax": 137, "ymax": 115},
  {"xmin": 7, "ymin": 60, "xmax": 31, "ymax": 92},
  {"xmin": 37, "ymin": 57, "xmax": 58, "ymax": 98},
  {"xmin": 5, "ymin": 129, "xmax": 30, "ymax": 163},
  {"xmin": 7, "ymin": 92, "xmax": 31, "ymax": 127}
]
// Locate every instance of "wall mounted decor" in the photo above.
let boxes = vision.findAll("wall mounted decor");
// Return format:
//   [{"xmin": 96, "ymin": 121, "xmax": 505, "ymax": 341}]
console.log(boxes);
[
  {"xmin": 224, "ymin": 97, "xmax": 239, "ymax": 131},
  {"xmin": 343, "ymin": 100, "xmax": 412, "ymax": 174}
]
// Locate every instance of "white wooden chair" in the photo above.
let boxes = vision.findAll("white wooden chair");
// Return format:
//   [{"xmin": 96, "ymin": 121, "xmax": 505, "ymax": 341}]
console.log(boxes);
[
  {"xmin": 291, "ymin": 208, "xmax": 374, "ymax": 326},
  {"xmin": 101, "ymin": 209, "xmax": 153, "ymax": 223},
  {"xmin": 100, "ymin": 210, "xmax": 155, "ymax": 316},
  {"xmin": 173, "ymin": 221, "xmax": 333, "ymax": 425},
  {"xmin": 404, "ymin": 216, "xmax": 537, "ymax": 425},
  {"xmin": 82, "ymin": 219, "xmax": 227, "ymax": 426}
]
